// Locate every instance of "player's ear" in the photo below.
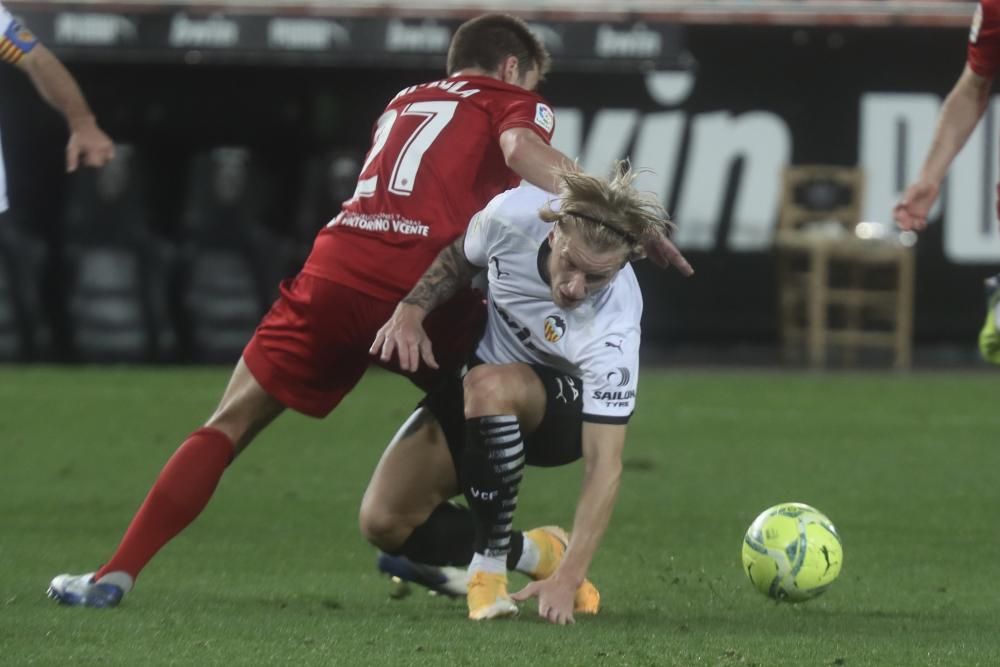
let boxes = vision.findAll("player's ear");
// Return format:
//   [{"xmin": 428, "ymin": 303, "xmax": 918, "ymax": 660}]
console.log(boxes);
[{"xmin": 500, "ymin": 55, "xmax": 520, "ymax": 84}]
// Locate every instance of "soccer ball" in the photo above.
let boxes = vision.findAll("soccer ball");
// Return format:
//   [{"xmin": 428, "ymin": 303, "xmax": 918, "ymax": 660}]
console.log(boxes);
[{"xmin": 741, "ymin": 502, "xmax": 843, "ymax": 602}]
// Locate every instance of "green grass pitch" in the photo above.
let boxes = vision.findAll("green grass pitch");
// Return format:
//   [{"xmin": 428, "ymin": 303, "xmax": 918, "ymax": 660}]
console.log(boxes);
[{"xmin": 2, "ymin": 367, "xmax": 999, "ymax": 665}]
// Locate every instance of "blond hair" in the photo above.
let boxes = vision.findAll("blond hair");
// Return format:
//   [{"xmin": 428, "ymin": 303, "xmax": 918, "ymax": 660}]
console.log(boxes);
[{"xmin": 540, "ymin": 161, "xmax": 673, "ymax": 259}]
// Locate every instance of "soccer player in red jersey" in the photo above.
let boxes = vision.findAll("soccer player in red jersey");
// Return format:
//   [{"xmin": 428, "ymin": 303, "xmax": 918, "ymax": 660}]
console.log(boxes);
[
  {"xmin": 893, "ymin": 0, "xmax": 1000, "ymax": 363},
  {"xmin": 48, "ymin": 13, "xmax": 692, "ymax": 608}
]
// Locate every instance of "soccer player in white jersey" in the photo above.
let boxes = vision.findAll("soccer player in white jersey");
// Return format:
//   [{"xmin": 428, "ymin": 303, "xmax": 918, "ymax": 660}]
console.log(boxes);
[
  {"xmin": 365, "ymin": 162, "xmax": 670, "ymax": 623},
  {"xmin": 0, "ymin": 1, "xmax": 114, "ymax": 213}
]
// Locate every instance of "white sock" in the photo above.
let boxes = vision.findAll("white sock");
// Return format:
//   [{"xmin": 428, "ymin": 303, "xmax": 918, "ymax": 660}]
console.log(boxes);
[
  {"xmin": 469, "ymin": 553, "xmax": 506, "ymax": 575},
  {"xmin": 96, "ymin": 570, "xmax": 134, "ymax": 593},
  {"xmin": 515, "ymin": 532, "xmax": 541, "ymax": 575}
]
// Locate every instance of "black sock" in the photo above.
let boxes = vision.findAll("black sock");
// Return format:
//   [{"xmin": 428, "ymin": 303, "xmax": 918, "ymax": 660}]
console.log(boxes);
[
  {"xmin": 389, "ymin": 501, "xmax": 525, "ymax": 570},
  {"xmin": 461, "ymin": 415, "xmax": 524, "ymax": 563},
  {"xmin": 390, "ymin": 501, "xmax": 475, "ymax": 567}
]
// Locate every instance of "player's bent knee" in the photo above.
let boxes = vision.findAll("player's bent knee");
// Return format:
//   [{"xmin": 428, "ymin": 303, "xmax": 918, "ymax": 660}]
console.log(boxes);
[
  {"xmin": 463, "ymin": 364, "xmax": 528, "ymax": 416},
  {"xmin": 358, "ymin": 503, "xmax": 411, "ymax": 551}
]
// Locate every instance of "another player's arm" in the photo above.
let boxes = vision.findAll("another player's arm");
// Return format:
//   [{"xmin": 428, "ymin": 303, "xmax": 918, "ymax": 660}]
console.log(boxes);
[
  {"xmin": 370, "ymin": 233, "xmax": 481, "ymax": 372},
  {"xmin": 499, "ymin": 127, "xmax": 577, "ymax": 194},
  {"xmin": 8, "ymin": 37, "xmax": 115, "ymax": 171},
  {"xmin": 895, "ymin": 64, "xmax": 993, "ymax": 231},
  {"xmin": 512, "ymin": 422, "xmax": 626, "ymax": 625},
  {"xmin": 499, "ymin": 128, "xmax": 693, "ymax": 276}
]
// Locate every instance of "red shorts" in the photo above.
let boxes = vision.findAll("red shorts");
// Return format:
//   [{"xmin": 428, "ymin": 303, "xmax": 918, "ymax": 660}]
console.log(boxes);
[{"xmin": 243, "ymin": 272, "xmax": 485, "ymax": 418}]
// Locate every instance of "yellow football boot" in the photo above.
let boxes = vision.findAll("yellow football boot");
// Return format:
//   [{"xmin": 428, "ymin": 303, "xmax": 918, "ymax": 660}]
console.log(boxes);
[{"xmin": 466, "ymin": 571, "xmax": 518, "ymax": 620}]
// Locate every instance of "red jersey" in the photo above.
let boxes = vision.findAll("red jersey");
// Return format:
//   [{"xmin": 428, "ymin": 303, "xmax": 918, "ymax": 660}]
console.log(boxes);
[
  {"xmin": 968, "ymin": 0, "xmax": 1000, "ymax": 77},
  {"xmin": 302, "ymin": 75, "xmax": 556, "ymax": 302}
]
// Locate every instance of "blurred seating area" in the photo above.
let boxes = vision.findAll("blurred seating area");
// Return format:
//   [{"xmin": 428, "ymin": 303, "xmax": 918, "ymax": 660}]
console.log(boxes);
[{"xmin": 0, "ymin": 144, "xmax": 362, "ymax": 364}]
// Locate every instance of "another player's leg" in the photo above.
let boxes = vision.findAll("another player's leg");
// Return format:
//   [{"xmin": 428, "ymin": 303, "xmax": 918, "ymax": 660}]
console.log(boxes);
[
  {"xmin": 360, "ymin": 406, "xmax": 472, "ymax": 597},
  {"xmin": 48, "ymin": 357, "xmax": 285, "ymax": 608},
  {"xmin": 979, "ymin": 273, "xmax": 1000, "ymax": 364}
]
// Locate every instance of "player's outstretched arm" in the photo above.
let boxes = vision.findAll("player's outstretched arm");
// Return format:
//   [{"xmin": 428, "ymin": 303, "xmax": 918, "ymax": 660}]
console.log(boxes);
[
  {"xmin": 512, "ymin": 422, "xmax": 625, "ymax": 625},
  {"xmin": 500, "ymin": 127, "xmax": 577, "ymax": 194},
  {"xmin": 894, "ymin": 64, "xmax": 992, "ymax": 231},
  {"xmin": 370, "ymin": 234, "xmax": 480, "ymax": 372},
  {"xmin": 17, "ymin": 43, "xmax": 115, "ymax": 171}
]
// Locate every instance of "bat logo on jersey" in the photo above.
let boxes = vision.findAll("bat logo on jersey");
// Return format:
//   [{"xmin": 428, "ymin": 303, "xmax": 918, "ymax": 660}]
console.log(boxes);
[
  {"xmin": 971, "ymin": 4, "xmax": 983, "ymax": 43},
  {"xmin": 554, "ymin": 376, "xmax": 579, "ymax": 404},
  {"xmin": 534, "ymin": 103, "xmax": 555, "ymax": 134},
  {"xmin": 605, "ymin": 367, "xmax": 631, "ymax": 387},
  {"xmin": 543, "ymin": 314, "xmax": 566, "ymax": 342}
]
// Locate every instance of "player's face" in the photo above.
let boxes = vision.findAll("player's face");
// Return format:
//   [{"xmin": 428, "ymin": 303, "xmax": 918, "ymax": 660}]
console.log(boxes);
[{"xmin": 547, "ymin": 226, "xmax": 628, "ymax": 310}]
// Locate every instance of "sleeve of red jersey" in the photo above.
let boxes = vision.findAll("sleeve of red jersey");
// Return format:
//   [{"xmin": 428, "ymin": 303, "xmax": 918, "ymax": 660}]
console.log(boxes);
[
  {"xmin": 968, "ymin": 0, "xmax": 1000, "ymax": 79},
  {"xmin": 493, "ymin": 92, "xmax": 556, "ymax": 145}
]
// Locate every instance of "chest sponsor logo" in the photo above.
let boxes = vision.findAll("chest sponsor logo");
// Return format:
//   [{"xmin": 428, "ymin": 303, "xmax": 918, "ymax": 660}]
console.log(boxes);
[
  {"xmin": 329, "ymin": 213, "xmax": 429, "ymax": 237},
  {"xmin": 543, "ymin": 314, "xmax": 566, "ymax": 342}
]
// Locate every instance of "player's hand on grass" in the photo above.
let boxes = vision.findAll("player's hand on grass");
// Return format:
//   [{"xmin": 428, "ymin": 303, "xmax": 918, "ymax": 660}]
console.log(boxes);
[
  {"xmin": 370, "ymin": 303, "xmax": 438, "ymax": 373},
  {"xmin": 66, "ymin": 116, "xmax": 115, "ymax": 172},
  {"xmin": 643, "ymin": 231, "xmax": 693, "ymax": 277},
  {"xmin": 511, "ymin": 576, "xmax": 576, "ymax": 625},
  {"xmin": 893, "ymin": 180, "xmax": 939, "ymax": 232}
]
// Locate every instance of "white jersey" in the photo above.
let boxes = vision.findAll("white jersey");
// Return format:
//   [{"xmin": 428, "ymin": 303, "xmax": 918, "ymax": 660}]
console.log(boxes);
[{"xmin": 464, "ymin": 183, "xmax": 643, "ymax": 424}]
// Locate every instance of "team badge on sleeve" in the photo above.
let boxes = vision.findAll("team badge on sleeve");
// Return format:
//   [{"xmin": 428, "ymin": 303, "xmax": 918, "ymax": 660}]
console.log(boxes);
[
  {"xmin": 971, "ymin": 3, "xmax": 983, "ymax": 43},
  {"xmin": 534, "ymin": 103, "xmax": 555, "ymax": 134},
  {"xmin": 1, "ymin": 20, "xmax": 39, "ymax": 64}
]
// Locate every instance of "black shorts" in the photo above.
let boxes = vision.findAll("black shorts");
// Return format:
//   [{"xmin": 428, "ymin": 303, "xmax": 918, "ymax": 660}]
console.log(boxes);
[{"xmin": 420, "ymin": 362, "xmax": 585, "ymax": 475}]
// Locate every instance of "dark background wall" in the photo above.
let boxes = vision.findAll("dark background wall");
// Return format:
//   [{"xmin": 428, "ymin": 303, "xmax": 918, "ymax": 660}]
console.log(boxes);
[{"xmin": 0, "ymin": 18, "xmax": 994, "ymax": 363}]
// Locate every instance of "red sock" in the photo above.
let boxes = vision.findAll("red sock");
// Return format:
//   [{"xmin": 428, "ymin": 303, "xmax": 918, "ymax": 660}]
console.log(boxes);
[{"xmin": 95, "ymin": 427, "xmax": 234, "ymax": 581}]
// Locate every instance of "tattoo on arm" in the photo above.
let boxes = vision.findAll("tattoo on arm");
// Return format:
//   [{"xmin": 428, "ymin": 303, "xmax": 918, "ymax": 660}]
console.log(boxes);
[{"xmin": 401, "ymin": 235, "xmax": 479, "ymax": 311}]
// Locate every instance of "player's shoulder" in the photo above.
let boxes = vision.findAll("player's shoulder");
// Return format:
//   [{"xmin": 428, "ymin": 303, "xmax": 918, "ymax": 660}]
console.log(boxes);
[
  {"xmin": 608, "ymin": 264, "xmax": 643, "ymax": 322},
  {"xmin": 483, "ymin": 183, "xmax": 554, "ymax": 227}
]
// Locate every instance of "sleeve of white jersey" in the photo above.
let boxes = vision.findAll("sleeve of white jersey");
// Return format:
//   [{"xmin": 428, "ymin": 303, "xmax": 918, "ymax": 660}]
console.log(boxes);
[
  {"xmin": 580, "ymin": 324, "xmax": 641, "ymax": 424},
  {"xmin": 463, "ymin": 190, "xmax": 509, "ymax": 268},
  {"xmin": 0, "ymin": 3, "xmax": 14, "ymax": 33}
]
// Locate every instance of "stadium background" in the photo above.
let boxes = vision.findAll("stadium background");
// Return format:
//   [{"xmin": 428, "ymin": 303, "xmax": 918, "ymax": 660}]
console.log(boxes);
[
  {"xmin": 1, "ymin": 0, "xmax": 995, "ymax": 368},
  {"xmin": 5, "ymin": 3, "xmax": 1000, "ymax": 665}
]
